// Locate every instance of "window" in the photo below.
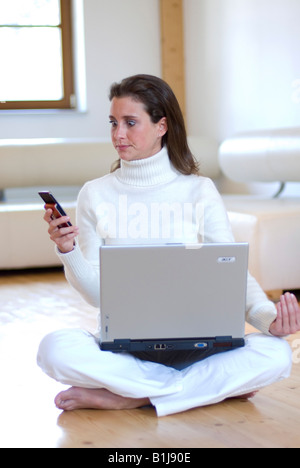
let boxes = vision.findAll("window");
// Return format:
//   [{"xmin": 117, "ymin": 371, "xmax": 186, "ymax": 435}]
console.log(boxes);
[{"xmin": 0, "ymin": 0, "xmax": 74, "ymax": 110}]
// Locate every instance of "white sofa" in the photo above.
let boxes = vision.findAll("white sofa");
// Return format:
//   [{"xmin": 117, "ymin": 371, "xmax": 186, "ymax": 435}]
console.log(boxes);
[
  {"xmin": 0, "ymin": 136, "xmax": 219, "ymax": 268},
  {"xmin": 220, "ymin": 128, "xmax": 300, "ymax": 291},
  {"xmin": 0, "ymin": 132, "xmax": 299, "ymax": 292}
]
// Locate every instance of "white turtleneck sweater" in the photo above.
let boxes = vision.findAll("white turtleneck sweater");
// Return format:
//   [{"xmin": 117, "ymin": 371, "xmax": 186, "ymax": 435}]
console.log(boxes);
[{"xmin": 57, "ymin": 147, "xmax": 277, "ymax": 335}]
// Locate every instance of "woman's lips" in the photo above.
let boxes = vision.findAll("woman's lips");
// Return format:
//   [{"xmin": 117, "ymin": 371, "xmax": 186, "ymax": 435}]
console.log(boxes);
[{"xmin": 116, "ymin": 144, "xmax": 131, "ymax": 151}]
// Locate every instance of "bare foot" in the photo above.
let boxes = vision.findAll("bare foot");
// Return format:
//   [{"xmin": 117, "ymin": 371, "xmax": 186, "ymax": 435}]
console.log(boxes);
[
  {"xmin": 230, "ymin": 391, "xmax": 258, "ymax": 400},
  {"xmin": 54, "ymin": 387, "xmax": 151, "ymax": 412}
]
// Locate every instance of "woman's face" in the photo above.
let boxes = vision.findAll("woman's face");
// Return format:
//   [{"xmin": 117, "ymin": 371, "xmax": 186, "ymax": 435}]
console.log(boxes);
[{"xmin": 109, "ymin": 96, "xmax": 167, "ymax": 162}]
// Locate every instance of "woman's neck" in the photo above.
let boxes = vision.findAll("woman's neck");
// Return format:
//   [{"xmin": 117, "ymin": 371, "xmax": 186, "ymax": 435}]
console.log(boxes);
[{"xmin": 117, "ymin": 147, "xmax": 178, "ymax": 187}]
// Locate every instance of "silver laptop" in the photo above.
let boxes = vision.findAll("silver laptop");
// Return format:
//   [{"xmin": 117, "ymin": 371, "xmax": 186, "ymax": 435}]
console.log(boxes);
[{"xmin": 99, "ymin": 243, "xmax": 248, "ymax": 353}]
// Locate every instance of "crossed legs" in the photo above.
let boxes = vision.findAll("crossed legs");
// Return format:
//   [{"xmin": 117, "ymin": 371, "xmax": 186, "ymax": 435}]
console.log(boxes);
[{"xmin": 37, "ymin": 329, "xmax": 292, "ymax": 417}]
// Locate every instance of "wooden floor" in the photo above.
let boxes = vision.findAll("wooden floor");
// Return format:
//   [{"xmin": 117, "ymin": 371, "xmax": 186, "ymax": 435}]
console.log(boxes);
[{"xmin": 1, "ymin": 269, "xmax": 300, "ymax": 448}]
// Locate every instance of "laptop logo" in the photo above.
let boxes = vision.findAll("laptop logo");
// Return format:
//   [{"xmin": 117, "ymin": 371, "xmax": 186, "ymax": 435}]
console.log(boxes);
[{"xmin": 218, "ymin": 256, "xmax": 236, "ymax": 264}]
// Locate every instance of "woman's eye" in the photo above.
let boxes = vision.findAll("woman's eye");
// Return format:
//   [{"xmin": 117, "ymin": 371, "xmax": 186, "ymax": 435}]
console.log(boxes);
[
  {"xmin": 127, "ymin": 120, "xmax": 136, "ymax": 127},
  {"xmin": 109, "ymin": 119, "xmax": 136, "ymax": 128}
]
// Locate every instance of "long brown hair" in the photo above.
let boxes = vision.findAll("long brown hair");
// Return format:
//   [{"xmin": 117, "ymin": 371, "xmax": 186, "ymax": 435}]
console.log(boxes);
[{"xmin": 109, "ymin": 74, "xmax": 200, "ymax": 176}]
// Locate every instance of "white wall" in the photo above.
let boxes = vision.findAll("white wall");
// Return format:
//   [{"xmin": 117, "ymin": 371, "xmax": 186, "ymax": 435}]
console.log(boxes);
[
  {"xmin": 2, "ymin": 0, "xmax": 300, "ymax": 161},
  {"xmin": 3, "ymin": 0, "xmax": 300, "ymax": 146},
  {"xmin": 184, "ymin": 0, "xmax": 300, "ymax": 143},
  {"xmin": 0, "ymin": 0, "xmax": 161, "ymax": 140}
]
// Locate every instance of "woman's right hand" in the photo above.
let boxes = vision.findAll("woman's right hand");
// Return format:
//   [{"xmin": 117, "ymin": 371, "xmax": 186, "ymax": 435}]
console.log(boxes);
[{"xmin": 44, "ymin": 208, "xmax": 79, "ymax": 254}]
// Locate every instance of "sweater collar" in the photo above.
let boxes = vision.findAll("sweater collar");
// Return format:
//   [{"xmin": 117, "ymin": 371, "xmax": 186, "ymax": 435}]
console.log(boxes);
[{"xmin": 116, "ymin": 147, "xmax": 178, "ymax": 187}]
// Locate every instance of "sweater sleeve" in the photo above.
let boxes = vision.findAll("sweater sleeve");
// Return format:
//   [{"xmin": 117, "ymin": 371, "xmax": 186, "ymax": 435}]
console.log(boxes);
[
  {"xmin": 201, "ymin": 178, "xmax": 277, "ymax": 335},
  {"xmin": 246, "ymin": 273, "xmax": 277, "ymax": 335},
  {"xmin": 56, "ymin": 183, "xmax": 103, "ymax": 308}
]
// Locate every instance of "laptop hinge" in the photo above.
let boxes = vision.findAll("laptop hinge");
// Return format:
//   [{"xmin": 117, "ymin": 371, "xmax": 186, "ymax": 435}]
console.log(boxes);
[{"xmin": 215, "ymin": 336, "xmax": 232, "ymax": 342}]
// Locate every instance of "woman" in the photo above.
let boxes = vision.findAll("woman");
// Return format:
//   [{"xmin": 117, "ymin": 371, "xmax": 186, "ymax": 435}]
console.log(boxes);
[{"xmin": 37, "ymin": 75, "xmax": 299, "ymax": 417}]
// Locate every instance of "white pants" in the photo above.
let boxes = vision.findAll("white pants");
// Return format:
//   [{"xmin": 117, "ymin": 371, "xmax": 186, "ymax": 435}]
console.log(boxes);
[{"xmin": 37, "ymin": 329, "xmax": 292, "ymax": 417}]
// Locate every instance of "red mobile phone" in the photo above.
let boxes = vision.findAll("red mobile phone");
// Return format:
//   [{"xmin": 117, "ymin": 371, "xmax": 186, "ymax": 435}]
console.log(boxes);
[{"xmin": 39, "ymin": 191, "xmax": 72, "ymax": 229}]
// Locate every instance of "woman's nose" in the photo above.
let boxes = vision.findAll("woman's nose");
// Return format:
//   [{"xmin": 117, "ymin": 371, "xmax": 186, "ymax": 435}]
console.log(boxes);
[{"xmin": 113, "ymin": 123, "xmax": 126, "ymax": 139}]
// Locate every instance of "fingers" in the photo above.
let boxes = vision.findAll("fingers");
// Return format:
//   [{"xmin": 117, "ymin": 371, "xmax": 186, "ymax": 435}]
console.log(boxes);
[
  {"xmin": 284, "ymin": 292, "xmax": 300, "ymax": 335},
  {"xmin": 43, "ymin": 208, "xmax": 53, "ymax": 224},
  {"xmin": 44, "ymin": 209, "xmax": 71, "ymax": 229},
  {"xmin": 274, "ymin": 293, "xmax": 300, "ymax": 336},
  {"xmin": 279, "ymin": 293, "xmax": 291, "ymax": 335},
  {"xmin": 43, "ymin": 208, "xmax": 79, "ymax": 253},
  {"xmin": 49, "ymin": 224, "xmax": 77, "ymax": 241},
  {"xmin": 275, "ymin": 300, "xmax": 283, "ymax": 332},
  {"xmin": 44, "ymin": 208, "xmax": 73, "ymax": 235}
]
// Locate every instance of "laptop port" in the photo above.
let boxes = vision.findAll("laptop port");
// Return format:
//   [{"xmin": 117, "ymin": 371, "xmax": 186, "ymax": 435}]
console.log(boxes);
[
  {"xmin": 194, "ymin": 342, "xmax": 208, "ymax": 349},
  {"xmin": 154, "ymin": 344, "xmax": 167, "ymax": 350}
]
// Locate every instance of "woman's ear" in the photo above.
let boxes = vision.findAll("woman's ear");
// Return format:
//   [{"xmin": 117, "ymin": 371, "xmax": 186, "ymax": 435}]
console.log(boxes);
[{"xmin": 158, "ymin": 117, "xmax": 168, "ymax": 138}]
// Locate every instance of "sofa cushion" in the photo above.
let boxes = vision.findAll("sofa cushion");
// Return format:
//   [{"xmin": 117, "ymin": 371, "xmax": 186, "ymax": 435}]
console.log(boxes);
[{"xmin": 225, "ymin": 197, "xmax": 300, "ymax": 291}]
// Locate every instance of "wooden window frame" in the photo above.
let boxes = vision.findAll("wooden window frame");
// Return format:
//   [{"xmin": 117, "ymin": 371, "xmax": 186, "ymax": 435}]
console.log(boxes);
[
  {"xmin": 0, "ymin": 0, "xmax": 74, "ymax": 110},
  {"xmin": 160, "ymin": 0, "xmax": 186, "ymax": 118}
]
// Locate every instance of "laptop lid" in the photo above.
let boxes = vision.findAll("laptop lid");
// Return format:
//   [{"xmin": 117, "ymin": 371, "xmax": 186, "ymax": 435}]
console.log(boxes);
[{"xmin": 99, "ymin": 243, "xmax": 248, "ymax": 352}]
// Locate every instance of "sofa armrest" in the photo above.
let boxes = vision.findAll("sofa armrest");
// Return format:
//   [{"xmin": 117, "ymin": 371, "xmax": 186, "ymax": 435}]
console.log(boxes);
[{"xmin": 219, "ymin": 128, "xmax": 300, "ymax": 184}]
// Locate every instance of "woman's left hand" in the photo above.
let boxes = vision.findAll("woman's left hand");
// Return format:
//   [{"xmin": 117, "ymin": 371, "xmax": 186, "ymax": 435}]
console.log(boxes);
[{"xmin": 269, "ymin": 292, "xmax": 300, "ymax": 336}]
